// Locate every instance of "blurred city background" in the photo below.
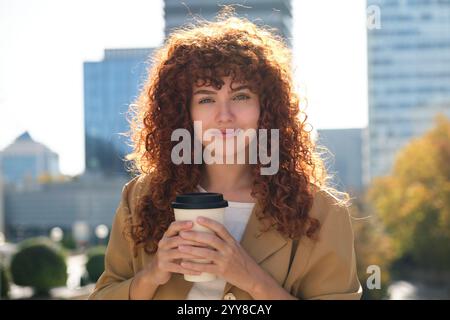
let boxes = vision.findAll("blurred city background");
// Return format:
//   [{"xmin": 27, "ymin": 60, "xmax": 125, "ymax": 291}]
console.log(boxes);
[{"xmin": 0, "ymin": 0, "xmax": 449, "ymax": 300}]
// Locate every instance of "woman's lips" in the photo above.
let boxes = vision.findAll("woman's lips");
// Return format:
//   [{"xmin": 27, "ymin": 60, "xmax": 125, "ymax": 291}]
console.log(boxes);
[{"xmin": 214, "ymin": 128, "xmax": 243, "ymax": 138}]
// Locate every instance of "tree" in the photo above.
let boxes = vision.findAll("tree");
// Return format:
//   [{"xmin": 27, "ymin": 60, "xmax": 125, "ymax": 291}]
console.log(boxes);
[
  {"xmin": 351, "ymin": 192, "xmax": 396, "ymax": 299},
  {"xmin": 368, "ymin": 114, "xmax": 450, "ymax": 271}
]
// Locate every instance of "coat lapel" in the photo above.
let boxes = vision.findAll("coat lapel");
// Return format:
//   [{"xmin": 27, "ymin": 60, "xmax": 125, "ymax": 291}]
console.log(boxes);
[
  {"xmin": 222, "ymin": 202, "xmax": 288, "ymax": 297},
  {"xmin": 169, "ymin": 273, "xmax": 194, "ymax": 299}
]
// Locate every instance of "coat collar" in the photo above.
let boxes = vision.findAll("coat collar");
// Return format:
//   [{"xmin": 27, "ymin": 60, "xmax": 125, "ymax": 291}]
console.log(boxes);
[{"xmin": 166, "ymin": 202, "xmax": 288, "ymax": 299}]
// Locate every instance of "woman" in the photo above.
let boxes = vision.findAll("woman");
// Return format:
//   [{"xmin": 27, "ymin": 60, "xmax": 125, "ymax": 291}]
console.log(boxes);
[{"xmin": 89, "ymin": 11, "xmax": 362, "ymax": 300}]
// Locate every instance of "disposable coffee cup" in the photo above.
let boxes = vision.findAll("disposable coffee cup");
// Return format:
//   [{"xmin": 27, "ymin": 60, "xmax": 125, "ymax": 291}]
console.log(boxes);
[{"xmin": 171, "ymin": 192, "xmax": 228, "ymax": 282}]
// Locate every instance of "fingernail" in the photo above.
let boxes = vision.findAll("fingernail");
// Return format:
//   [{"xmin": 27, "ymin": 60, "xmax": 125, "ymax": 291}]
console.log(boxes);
[{"xmin": 197, "ymin": 217, "xmax": 205, "ymax": 223}]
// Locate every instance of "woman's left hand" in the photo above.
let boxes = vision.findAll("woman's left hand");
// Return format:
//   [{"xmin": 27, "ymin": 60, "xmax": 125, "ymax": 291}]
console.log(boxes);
[{"xmin": 177, "ymin": 216, "xmax": 263, "ymax": 293}]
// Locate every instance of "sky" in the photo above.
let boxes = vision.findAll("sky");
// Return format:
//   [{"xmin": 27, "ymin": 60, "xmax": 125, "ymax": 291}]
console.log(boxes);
[{"xmin": 0, "ymin": 0, "xmax": 368, "ymax": 176}]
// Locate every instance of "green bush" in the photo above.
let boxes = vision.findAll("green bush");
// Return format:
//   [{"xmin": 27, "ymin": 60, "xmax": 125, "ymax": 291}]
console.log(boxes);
[
  {"xmin": 79, "ymin": 272, "xmax": 91, "ymax": 287},
  {"xmin": 18, "ymin": 236, "xmax": 63, "ymax": 252},
  {"xmin": 1, "ymin": 264, "xmax": 10, "ymax": 299},
  {"xmin": 10, "ymin": 237, "xmax": 67, "ymax": 297},
  {"xmin": 85, "ymin": 246, "xmax": 106, "ymax": 283},
  {"xmin": 61, "ymin": 232, "xmax": 77, "ymax": 250}
]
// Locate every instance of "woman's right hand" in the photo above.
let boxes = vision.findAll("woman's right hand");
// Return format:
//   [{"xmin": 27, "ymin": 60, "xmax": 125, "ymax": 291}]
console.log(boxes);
[{"xmin": 145, "ymin": 220, "xmax": 205, "ymax": 286}]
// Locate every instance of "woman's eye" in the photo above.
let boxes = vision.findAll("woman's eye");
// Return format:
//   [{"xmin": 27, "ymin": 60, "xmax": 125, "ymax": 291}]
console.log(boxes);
[
  {"xmin": 199, "ymin": 98, "xmax": 214, "ymax": 104},
  {"xmin": 198, "ymin": 95, "xmax": 250, "ymax": 104},
  {"xmin": 234, "ymin": 94, "xmax": 250, "ymax": 101}
]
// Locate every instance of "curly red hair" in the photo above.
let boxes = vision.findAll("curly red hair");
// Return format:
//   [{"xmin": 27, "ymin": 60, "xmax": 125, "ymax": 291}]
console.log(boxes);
[{"xmin": 124, "ymin": 9, "xmax": 349, "ymax": 257}]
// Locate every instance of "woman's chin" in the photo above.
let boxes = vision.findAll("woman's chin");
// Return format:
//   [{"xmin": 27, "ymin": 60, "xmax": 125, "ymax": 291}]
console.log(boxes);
[
  {"xmin": 201, "ymin": 142, "xmax": 250, "ymax": 164},
  {"xmin": 213, "ymin": 149, "xmax": 249, "ymax": 163}
]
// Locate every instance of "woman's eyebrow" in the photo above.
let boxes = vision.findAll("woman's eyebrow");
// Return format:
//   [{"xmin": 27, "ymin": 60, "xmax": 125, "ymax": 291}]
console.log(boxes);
[{"xmin": 193, "ymin": 85, "xmax": 250, "ymax": 95}]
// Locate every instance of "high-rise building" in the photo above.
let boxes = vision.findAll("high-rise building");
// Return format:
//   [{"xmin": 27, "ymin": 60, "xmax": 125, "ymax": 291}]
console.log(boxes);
[
  {"xmin": 0, "ymin": 171, "xmax": 4, "ymax": 236},
  {"xmin": 0, "ymin": 132, "xmax": 60, "ymax": 186},
  {"xmin": 366, "ymin": 0, "xmax": 450, "ymax": 184},
  {"xmin": 83, "ymin": 48, "xmax": 153, "ymax": 176},
  {"xmin": 164, "ymin": 0, "xmax": 292, "ymax": 46},
  {"xmin": 317, "ymin": 128, "xmax": 364, "ymax": 194}
]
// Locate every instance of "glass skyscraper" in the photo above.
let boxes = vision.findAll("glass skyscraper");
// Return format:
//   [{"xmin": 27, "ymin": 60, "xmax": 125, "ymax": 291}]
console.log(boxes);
[
  {"xmin": 0, "ymin": 132, "xmax": 60, "ymax": 186},
  {"xmin": 317, "ymin": 128, "xmax": 364, "ymax": 194},
  {"xmin": 365, "ymin": 0, "xmax": 450, "ymax": 183},
  {"xmin": 83, "ymin": 48, "xmax": 153, "ymax": 176},
  {"xmin": 164, "ymin": 0, "xmax": 292, "ymax": 46}
]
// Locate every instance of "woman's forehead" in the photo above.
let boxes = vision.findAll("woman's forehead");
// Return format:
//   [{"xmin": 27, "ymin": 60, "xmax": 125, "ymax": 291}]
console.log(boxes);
[{"xmin": 193, "ymin": 76, "xmax": 248, "ymax": 89}]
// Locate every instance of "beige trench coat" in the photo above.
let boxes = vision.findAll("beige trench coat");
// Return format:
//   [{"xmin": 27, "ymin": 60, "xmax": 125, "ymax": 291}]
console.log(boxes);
[{"xmin": 89, "ymin": 175, "xmax": 363, "ymax": 300}]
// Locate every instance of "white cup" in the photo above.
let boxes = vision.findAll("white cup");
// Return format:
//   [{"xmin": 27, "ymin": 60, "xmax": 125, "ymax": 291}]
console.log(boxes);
[{"xmin": 172, "ymin": 193, "xmax": 228, "ymax": 282}]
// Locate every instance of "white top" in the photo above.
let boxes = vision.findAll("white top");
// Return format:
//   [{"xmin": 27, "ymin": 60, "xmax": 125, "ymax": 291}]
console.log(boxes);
[{"xmin": 186, "ymin": 185, "xmax": 256, "ymax": 300}]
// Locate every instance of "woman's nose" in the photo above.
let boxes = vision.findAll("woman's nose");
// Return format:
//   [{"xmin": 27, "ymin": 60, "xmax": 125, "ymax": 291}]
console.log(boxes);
[{"xmin": 215, "ymin": 101, "xmax": 234, "ymax": 123}]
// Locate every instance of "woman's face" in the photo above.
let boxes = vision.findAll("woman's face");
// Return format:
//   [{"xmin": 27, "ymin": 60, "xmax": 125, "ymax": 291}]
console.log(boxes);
[{"xmin": 190, "ymin": 76, "xmax": 260, "ymax": 161}]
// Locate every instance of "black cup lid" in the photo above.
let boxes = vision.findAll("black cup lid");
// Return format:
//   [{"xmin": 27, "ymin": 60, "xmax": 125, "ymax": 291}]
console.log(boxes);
[{"xmin": 171, "ymin": 192, "xmax": 228, "ymax": 209}]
